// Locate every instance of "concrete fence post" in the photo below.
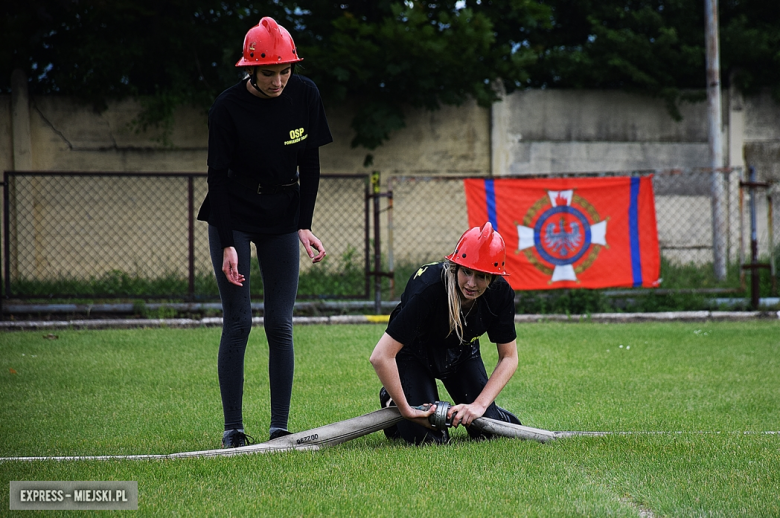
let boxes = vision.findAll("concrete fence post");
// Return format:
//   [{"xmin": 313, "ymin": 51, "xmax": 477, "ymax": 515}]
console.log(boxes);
[
  {"xmin": 11, "ymin": 69, "xmax": 33, "ymax": 171},
  {"xmin": 705, "ymin": 0, "xmax": 727, "ymax": 280}
]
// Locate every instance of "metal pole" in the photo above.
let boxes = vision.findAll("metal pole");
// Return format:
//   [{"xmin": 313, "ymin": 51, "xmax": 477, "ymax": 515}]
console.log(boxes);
[
  {"xmin": 738, "ymin": 167, "xmax": 746, "ymax": 289},
  {"xmin": 767, "ymin": 190, "xmax": 776, "ymax": 296},
  {"xmin": 364, "ymin": 178, "xmax": 371, "ymax": 300},
  {"xmin": 1, "ymin": 174, "xmax": 5, "ymax": 315},
  {"xmin": 187, "ymin": 176, "xmax": 195, "ymax": 300},
  {"xmin": 386, "ymin": 177, "xmax": 395, "ymax": 300},
  {"xmin": 748, "ymin": 166, "xmax": 760, "ymax": 309},
  {"xmin": 372, "ymin": 172, "xmax": 382, "ymax": 314},
  {"xmin": 3, "ymin": 172, "xmax": 10, "ymax": 300},
  {"xmin": 705, "ymin": 0, "xmax": 726, "ymax": 280}
]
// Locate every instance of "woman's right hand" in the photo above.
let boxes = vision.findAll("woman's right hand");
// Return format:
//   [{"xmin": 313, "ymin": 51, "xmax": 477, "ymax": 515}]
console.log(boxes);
[
  {"xmin": 401, "ymin": 403, "xmax": 437, "ymax": 430},
  {"xmin": 222, "ymin": 246, "xmax": 245, "ymax": 286},
  {"xmin": 370, "ymin": 332, "xmax": 437, "ymax": 430}
]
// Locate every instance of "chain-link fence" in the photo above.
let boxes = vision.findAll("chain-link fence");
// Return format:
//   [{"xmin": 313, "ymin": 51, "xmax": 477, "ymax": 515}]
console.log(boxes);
[
  {"xmin": 3, "ymin": 168, "xmax": 777, "ymax": 303},
  {"xmin": 383, "ymin": 168, "xmax": 778, "ymax": 295},
  {"xmin": 2, "ymin": 172, "xmax": 369, "ymax": 300}
]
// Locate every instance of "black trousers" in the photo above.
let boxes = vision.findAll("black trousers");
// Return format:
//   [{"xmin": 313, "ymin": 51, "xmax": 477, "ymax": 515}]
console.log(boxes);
[
  {"xmin": 391, "ymin": 351, "xmax": 519, "ymax": 444},
  {"xmin": 208, "ymin": 226, "xmax": 299, "ymax": 433}
]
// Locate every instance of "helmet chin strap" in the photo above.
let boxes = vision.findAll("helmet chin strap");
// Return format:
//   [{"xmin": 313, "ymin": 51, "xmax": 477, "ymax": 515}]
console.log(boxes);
[
  {"xmin": 249, "ymin": 69, "xmax": 271, "ymax": 97},
  {"xmin": 249, "ymin": 64, "xmax": 295, "ymax": 97}
]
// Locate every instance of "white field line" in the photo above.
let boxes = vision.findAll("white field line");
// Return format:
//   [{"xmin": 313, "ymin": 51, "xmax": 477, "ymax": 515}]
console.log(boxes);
[
  {"xmin": 1, "ymin": 430, "xmax": 777, "ymax": 462},
  {"xmin": 0, "ymin": 443, "xmax": 320, "ymax": 462},
  {"xmin": 554, "ymin": 430, "xmax": 780, "ymax": 438}
]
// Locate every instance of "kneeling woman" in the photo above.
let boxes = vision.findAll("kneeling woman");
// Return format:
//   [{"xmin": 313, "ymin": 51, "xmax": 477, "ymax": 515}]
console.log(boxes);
[{"xmin": 369, "ymin": 222, "xmax": 521, "ymax": 444}]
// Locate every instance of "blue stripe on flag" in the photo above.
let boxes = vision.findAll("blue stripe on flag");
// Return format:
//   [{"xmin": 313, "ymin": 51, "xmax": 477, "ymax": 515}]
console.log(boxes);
[
  {"xmin": 629, "ymin": 178, "xmax": 642, "ymax": 286},
  {"xmin": 485, "ymin": 179, "xmax": 498, "ymax": 231}
]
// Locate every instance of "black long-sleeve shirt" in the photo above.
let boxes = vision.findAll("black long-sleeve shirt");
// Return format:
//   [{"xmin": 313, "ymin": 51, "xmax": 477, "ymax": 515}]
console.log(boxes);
[
  {"xmin": 197, "ymin": 75, "xmax": 333, "ymax": 247},
  {"xmin": 386, "ymin": 262, "xmax": 517, "ymax": 376}
]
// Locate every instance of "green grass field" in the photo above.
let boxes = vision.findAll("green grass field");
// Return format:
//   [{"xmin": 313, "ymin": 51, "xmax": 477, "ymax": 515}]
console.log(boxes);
[{"xmin": 1, "ymin": 321, "xmax": 778, "ymax": 516}]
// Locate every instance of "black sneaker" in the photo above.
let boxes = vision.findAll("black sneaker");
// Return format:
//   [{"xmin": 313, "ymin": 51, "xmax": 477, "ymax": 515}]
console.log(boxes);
[
  {"xmin": 269, "ymin": 429, "xmax": 292, "ymax": 441},
  {"xmin": 496, "ymin": 406, "xmax": 522, "ymax": 425},
  {"xmin": 222, "ymin": 429, "xmax": 254, "ymax": 448},
  {"xmin": 379, "ymin": 387, "xmax": 395, "ymax": 408},
  {"xmin": 379, "ymin": 387, "xmax": 400, "ymax": 439}
]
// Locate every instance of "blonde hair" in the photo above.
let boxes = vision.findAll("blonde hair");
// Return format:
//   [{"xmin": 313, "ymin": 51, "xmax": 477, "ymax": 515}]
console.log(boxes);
[
  {"xmin": 443, "ymin": 261, "xmax": 494, "ymax": 342},
  {"xmin": 442, "ymin": 261, "xmax": 464, "ymax": 342}
]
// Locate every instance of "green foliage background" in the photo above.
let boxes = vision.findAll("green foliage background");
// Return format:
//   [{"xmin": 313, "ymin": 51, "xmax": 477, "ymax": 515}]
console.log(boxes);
[{"xmin": 3, "ymin": 1, "xmax": 779, "ymax": 149}]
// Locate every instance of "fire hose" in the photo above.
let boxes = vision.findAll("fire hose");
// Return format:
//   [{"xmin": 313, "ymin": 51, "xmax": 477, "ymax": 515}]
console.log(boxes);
[
  {"xmin": 426, "ymin": 401, "xmax": 556, "ymax": 443},
  {"xmin": 0, "ymin": 402, "xmax": 557, "ymax": 461}
]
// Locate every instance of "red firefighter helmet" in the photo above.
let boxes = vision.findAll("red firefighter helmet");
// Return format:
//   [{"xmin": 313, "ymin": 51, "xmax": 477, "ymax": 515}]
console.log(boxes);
[
  {"xmin": 235, "ymin": 17, "xmax": 303, "ymax": 67},
  {"xmin": 445, "ymin": 222, "xmax": 509, "ymax": 276}
]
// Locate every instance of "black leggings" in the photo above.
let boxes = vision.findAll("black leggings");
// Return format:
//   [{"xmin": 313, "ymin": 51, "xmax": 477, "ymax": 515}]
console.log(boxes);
[
  {"xmin": 394, "ymin": 352, "xmax": 516, "ymax": 444},
  {"xmin": 208, "ymin": 226, "xmax": 299, "ymax": 433}
]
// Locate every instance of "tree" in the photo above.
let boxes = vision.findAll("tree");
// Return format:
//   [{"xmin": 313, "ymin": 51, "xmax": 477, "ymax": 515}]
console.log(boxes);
[
  {"xmin": 292, "ymin": 1, "xmax": 548, "ymax": 149},
  {"xmin": 719, "ymin": 0, "xmax": 780, "ymax": 99},
  {"xmin": 1, "ymin": 1, "xmax": 284, "ymax": 139},
  {"xmin": 3, "ymin": 1, "xmax": 778, "ymax": 148},
  {"xmin": 520, "ymin": 0, "xmax": 780, "ymax": 118},
  {"xmin": 2, "ymin": 1, "xmax": 549, "ymax": 150}
]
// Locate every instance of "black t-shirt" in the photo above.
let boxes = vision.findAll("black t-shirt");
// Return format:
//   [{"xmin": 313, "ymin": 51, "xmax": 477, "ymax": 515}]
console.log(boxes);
[
  {"xmin": 197, "ymin": 75, "xmax": 333, "ymax": 243},
  {"xmin": 386, "ymin": 262, "xmax": 517, "ymax": 376}
]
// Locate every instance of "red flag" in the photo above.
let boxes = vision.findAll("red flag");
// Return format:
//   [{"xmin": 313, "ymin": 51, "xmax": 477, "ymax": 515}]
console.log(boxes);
[{"xmin": 464, "ymin": 177, "xmax": 660, "ymax": 290}]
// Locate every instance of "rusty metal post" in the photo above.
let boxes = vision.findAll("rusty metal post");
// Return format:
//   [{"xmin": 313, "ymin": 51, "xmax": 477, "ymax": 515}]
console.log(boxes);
[
  {"xmin": 386, "ymin": 177, "xmax": 395, "ymax": 300},
  {"xmin": 372, "ymin": 171, "xmax": 382, "ymax": 314},
  {"xmin": 364, "ymin": 177, "xmax": 371, "ymax": 300},
  {"xmin": 740, "ymin": 166, "xmax": 773, "ymax": 308},
  {"xmin": 748, "ymin": 167, "xmax": 760, "ymax": 308},
  {"xmin": 738, "ymin": 167, "xmax": 746, "ymax": 289},
  {"xmin": 367, "ymin": 173, "xmax": 395, "ymax": 312},
  {"xmin": 768, "ymin": 190, "xmax": 776, "ymax": 296},
  {"xmin": 187, "ymin": 175, "xmax": 195, "ymax": 300},
  {"xmin": 705, "ymin": 0, "xmax": 726, "ymax": 281},
  {"xmin": 1, "ymin": 172, "xmax": 6, "ymax": 314},
  {"xmin": 2, "ymin": 172, "xmax": 7, "ymax": 301}
]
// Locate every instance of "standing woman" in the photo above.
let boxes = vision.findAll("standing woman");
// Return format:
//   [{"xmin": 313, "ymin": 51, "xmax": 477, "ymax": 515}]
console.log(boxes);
[
  {"xmin": 370, "ymin": 223, "xmax": 522, "ymax": 444},
  {"xmin": 197, "ymin": 17, "xmax": 333, "ymax": 447}
]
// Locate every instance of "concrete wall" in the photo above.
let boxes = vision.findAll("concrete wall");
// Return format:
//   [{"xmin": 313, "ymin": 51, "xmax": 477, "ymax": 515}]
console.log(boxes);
[
  {"xmin": 486, "ymin": 86, "xmax": 779, "ymax": 266},
  {"xmin": 3, "ymin": 78, "xmax": 779, "ymax": 180},
  {"xmin": 742, "ymin": 90, "xmax": 780, "ymax": 180},
  {"xmin": 0, "ymin": 82, "xmax": 490, "ymax": 177},
  {"xmin": 323, "ymin": 98, "xmax": 490, "ymax": 176},
  {"xmin": 2, "ymin": 73, "xmax": 779, "ymax": 282},
  {"xmin": 491, "ymin": 87, "xmax": 780, "ymax": 180},
  {"xmin": 491, "ymin": 89, "xmax": 710, "ymax": 175}
]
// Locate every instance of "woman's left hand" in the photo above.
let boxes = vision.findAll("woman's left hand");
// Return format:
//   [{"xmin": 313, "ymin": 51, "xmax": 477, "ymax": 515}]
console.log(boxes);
[
  {"xmin": 298, "ymin": 229, "xmax": 326, "ymax": 263},
  {"xmin": 448, "ymin": 402, "xmax": 487, "ymax": 428}
]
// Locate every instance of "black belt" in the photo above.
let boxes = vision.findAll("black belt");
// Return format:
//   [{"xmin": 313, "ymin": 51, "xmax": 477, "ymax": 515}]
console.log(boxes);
[{"xmin": 229, "ymin": 170, "xmax": 299, "ymax": 195}]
